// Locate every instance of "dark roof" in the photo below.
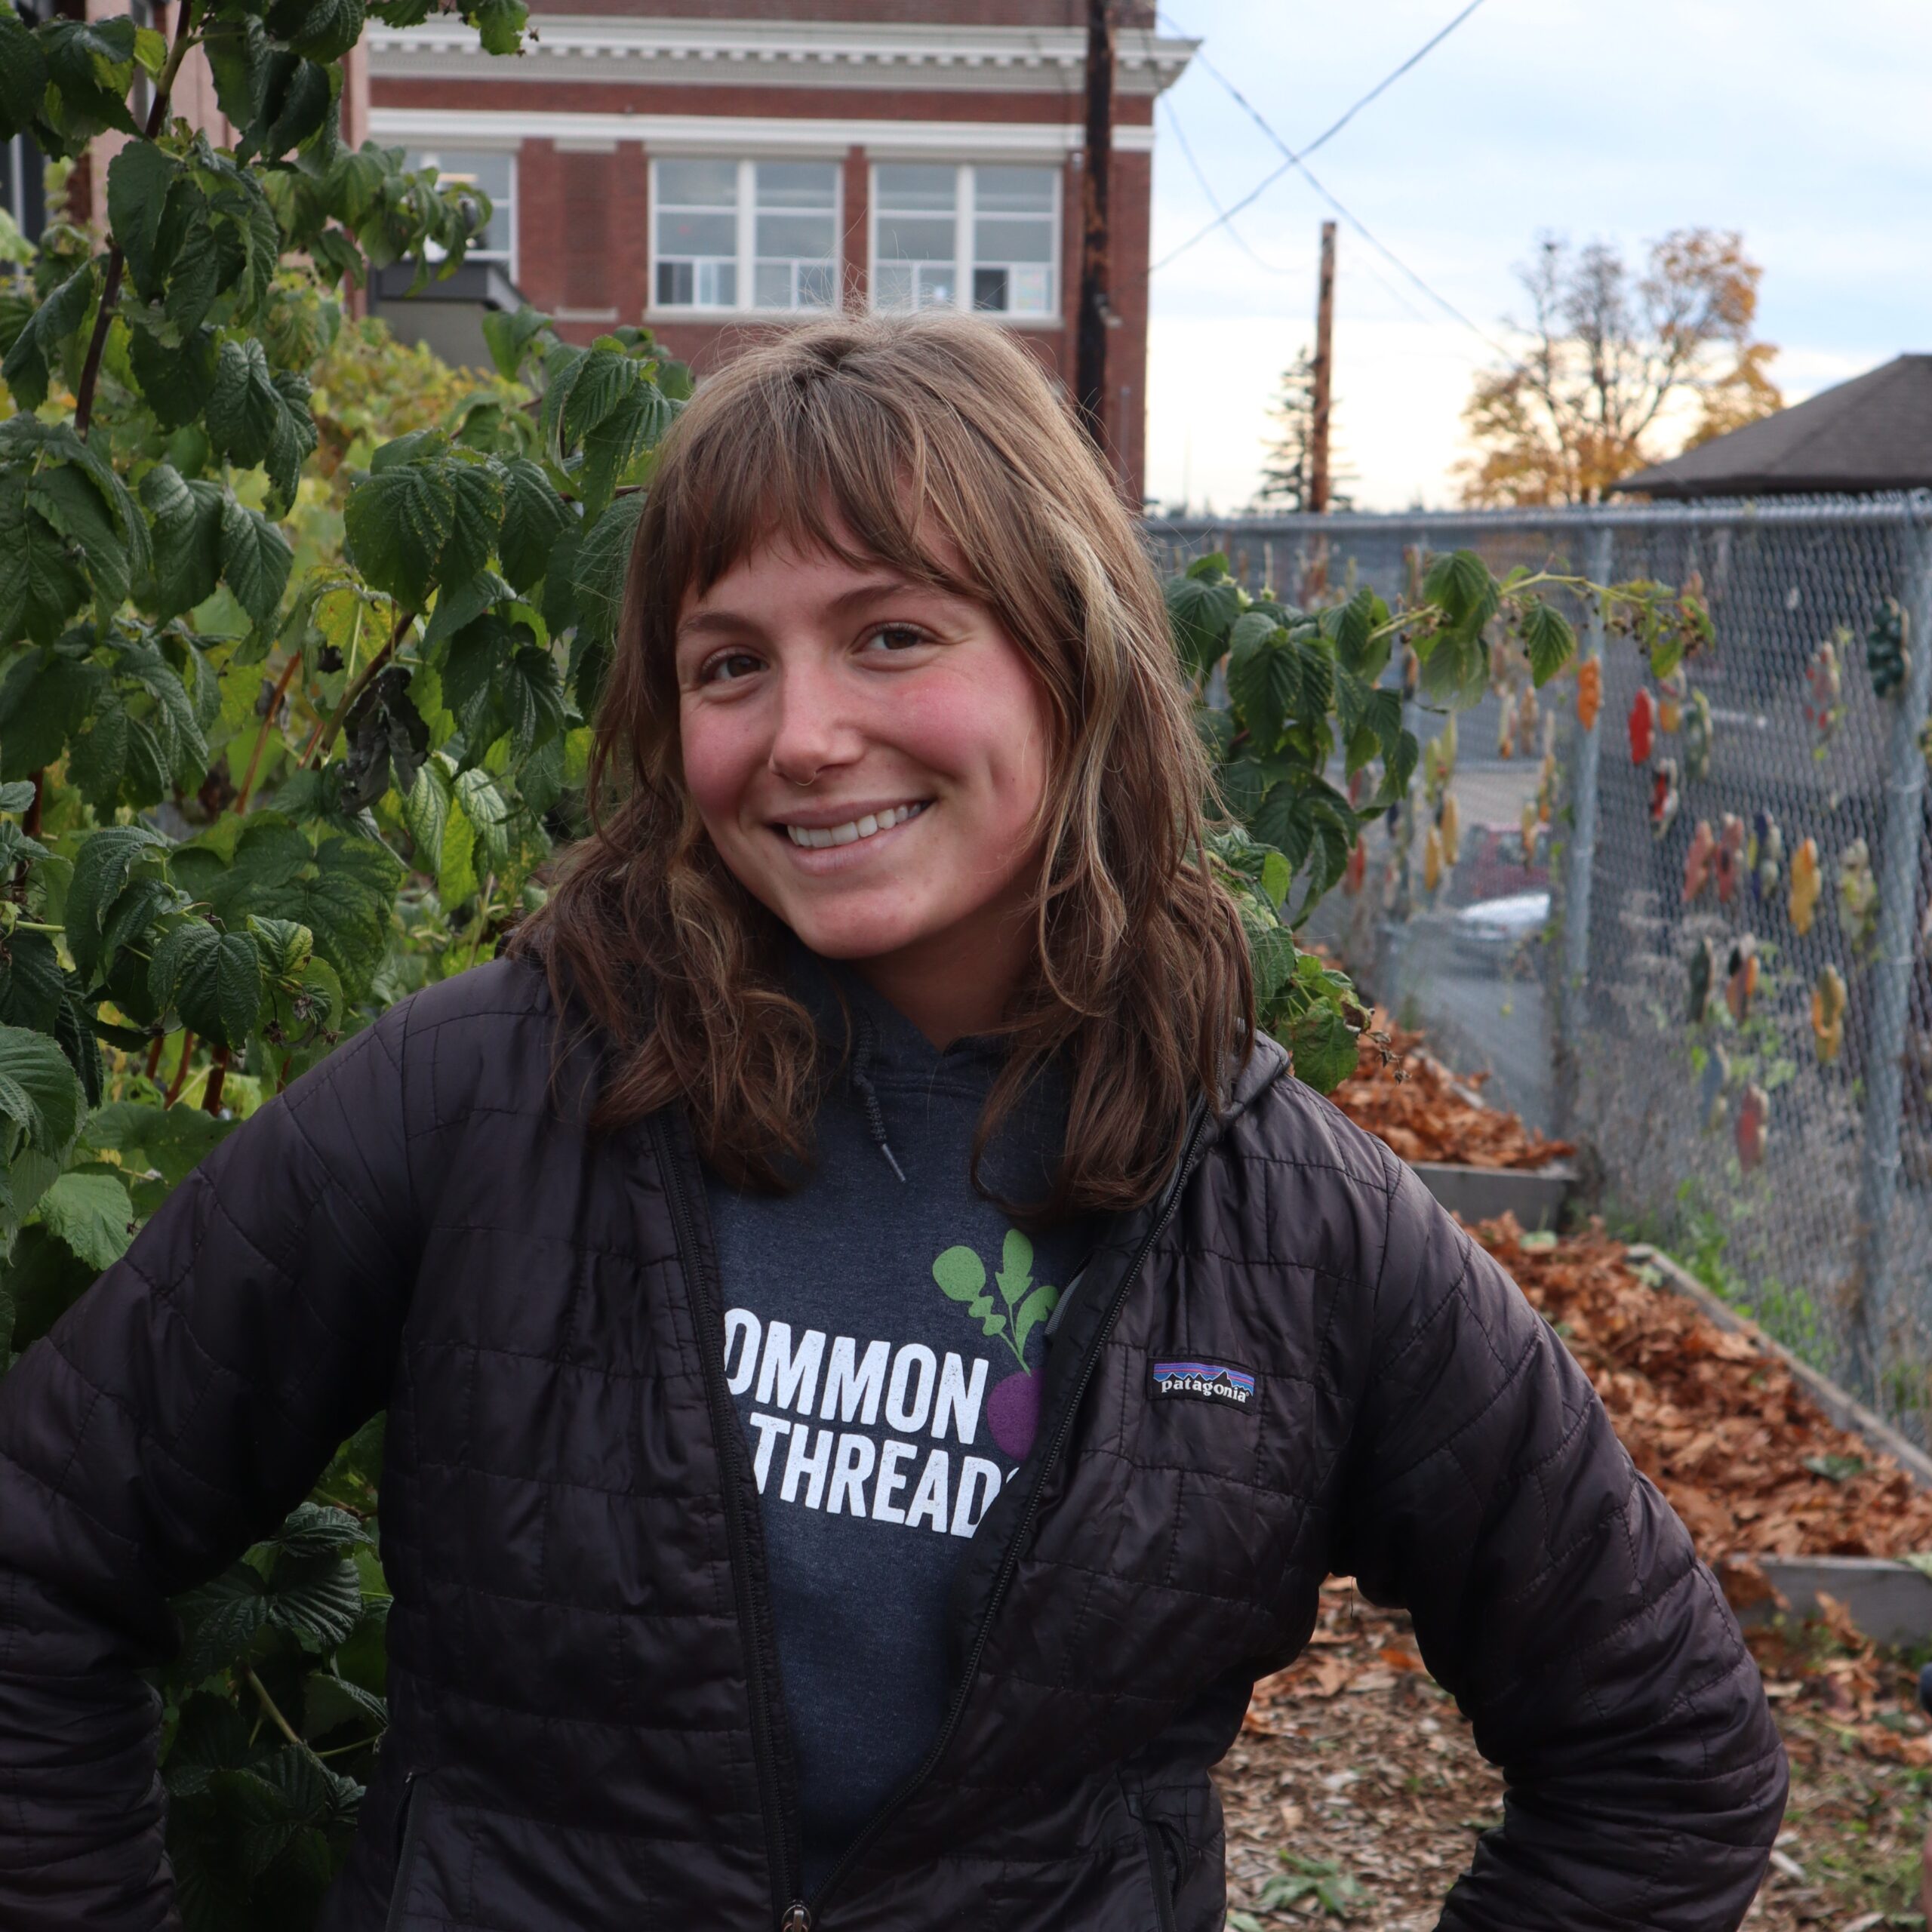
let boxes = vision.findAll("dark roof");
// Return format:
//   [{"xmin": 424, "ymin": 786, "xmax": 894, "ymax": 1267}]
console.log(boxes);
[{"xmin": 1612, "ymin": 354, "xmax": 1932, "ymax": 498}]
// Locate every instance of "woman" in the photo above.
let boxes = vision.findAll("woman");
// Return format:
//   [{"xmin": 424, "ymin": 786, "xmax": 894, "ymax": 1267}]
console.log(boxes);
[{"xmin": 0, "ymin": 314, "xmax": 1783, "ymax": 1931}]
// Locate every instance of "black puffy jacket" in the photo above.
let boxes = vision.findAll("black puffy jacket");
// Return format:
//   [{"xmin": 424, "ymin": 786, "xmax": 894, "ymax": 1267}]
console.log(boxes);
[{"xmin": 0, "ymin": 958, "xmax": 1785, "ymax": 1931}]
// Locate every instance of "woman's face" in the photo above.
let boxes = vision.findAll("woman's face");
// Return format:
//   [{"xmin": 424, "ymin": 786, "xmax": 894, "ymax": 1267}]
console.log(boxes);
[{"xmin": 674, "ymin": 530, "xmax": 1054, "ymax": 1032}]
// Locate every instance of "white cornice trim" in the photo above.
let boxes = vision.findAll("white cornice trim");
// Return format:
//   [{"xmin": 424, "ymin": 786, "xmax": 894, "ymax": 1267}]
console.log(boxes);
[
  {"xmin": 368, "ymin": 17, "xmax": 1196, "ymax": 97},
  {"xmin": 368, "ymin": 106, "xmax": 1156, "ymax": 155}
]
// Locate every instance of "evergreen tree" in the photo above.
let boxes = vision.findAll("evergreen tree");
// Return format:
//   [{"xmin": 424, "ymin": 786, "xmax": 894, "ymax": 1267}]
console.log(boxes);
[{"xmin": 1257, "ymin": 346, "xmax": 1353, "ymax": 511}]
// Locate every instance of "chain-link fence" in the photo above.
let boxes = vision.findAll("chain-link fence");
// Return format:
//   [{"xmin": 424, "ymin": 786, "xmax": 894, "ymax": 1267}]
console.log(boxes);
[{"xmin": 1153, "ymin": 499, "xmax": 1932, "ymax": 1438}]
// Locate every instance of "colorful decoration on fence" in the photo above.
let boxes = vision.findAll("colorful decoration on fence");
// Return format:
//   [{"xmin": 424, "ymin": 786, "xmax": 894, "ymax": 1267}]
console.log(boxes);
[
  {"xmin": 1736, "ymin": 1081, "xmax": 1769, "ymax": 1171},
  {"xmin": 1649, "ymin": 757, "xmax": 1680, "ymax": 838},
  {"xmin": 1423, "ymin": 713, "xmax": 1457, "ymax": 807},
  {"xmin": 1803, "ymin": 635, "xmax": 1843, "ymax": 743},
  {"xmin": 1343, "ymin": 834, "xmax": 1367, "ymax": 897},
  {"xmin": 1629, "ymin": 688, "xmax": 1656, "ymax": 764},
  {"xmin": 1380, "ymin": 855, "xmax": 1401, "ymax": 911},
  {"xmin": 1714, "ymin": 813, "xmax": 1747, "ymax": 906},
  {"xmin": 1810, "ymin": 964, "xmax": 1847, "ymax": 1063},
  {"xmin": 1838, "ymin": 838, "xmax": 1878, "ymax": 954},
  {"xmin": 1867, "ymin": 596, "xmax": 1908, "ymax": 700},
  {"xmin": 1657, "ymin": 666, "xmax": 1687, "ymax": 736},
  {"xmin": 1698, "ymin": 1044, "xmax": 1730, "ymax": 1133},
  {"xmin": 1724, "ymin": 934, "xmax": 1759, "ymax": 1023},
  {"xmin": 1683, "ymin": 820, "xmax": 1717, "ymax": 904},
  {"xmin": 1440, "ymin": 792, "xmax": 1462, "ymax": 866},
  {"xmin": 1687, "ymin": 935, "xmax": 1716, "ymax": 1022},
  {"xmin": 1518, "ymin": 682, "xmax": 1540, "ymax": 751},
  {"xmin": 1520, "ymin": 799, "xmax": 1541, "ymax": 865},
  {"xmin": 1423, "ymin": 824, "xmax": 1444, "ymax": 895},
  {"xmin": 1497, "ymin": 698, "xmax": 1516, "ymax": 759},
  {"xmin": 1577, "ymin": 657, "xmax": 1602, "ymax": 733},
  {"xmin": 1749, "ymin": 812, "xmax": 1783, "ymax": 903},
  {"xmin": 1788, "ymin": 837, "xmax": 1822, "ymax": 935},
  {"xmin": 1681, "ymin": 689, "xmax": 1714, "ymax": 783}
]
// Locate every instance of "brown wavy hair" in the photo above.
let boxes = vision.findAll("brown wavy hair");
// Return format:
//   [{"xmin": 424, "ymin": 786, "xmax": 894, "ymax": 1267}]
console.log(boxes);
[{"xmin": 512, "ymin": 310, "xmax": 1252, "ymax": 1216}]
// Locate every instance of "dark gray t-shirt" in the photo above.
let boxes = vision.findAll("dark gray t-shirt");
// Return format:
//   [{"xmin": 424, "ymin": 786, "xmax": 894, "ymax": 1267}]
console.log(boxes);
[{"xmin": 704, "ymin": 963, "xmax": 1087, "ymax": 1891}]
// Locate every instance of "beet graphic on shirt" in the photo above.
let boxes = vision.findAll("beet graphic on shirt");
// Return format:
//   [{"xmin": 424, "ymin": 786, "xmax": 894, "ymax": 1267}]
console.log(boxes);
[{"xmin": 931, "ymin": 1230, "xmax": 1058, "ymax": 1463}]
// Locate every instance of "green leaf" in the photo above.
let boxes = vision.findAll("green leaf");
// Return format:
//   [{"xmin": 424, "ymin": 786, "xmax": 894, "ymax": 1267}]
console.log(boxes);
[
  {"xmin": 453, "ymin": 766, "xmax": 511, "ymax": 870},
  {"xmin": 0, "ymin": 1023, "xmax": 82, "ymax": 1156},
  {"xmin": 435, "ymin": 795, "xmax": 475, "ymax": 905},
  {"xmin": 201, "ymin": 16, "xmax": 266, "ymax": 131},
  {"xmin": 1014, "ymin": 1282, "xmax": 1057, "ymax": 1358},
  {"xmin": 399, "ymin": 754, "xmax": 451, "ymax": 870},
  {"xmin": 205, "ymin": 337, "xmax": 282, "ymax": 469},
  {"xmin": 0, "ymin": 929, "xmax": 63, "ymax": 1035},
  {"xmin": 28, "ymin": 462, "xmax": 130, "ymax": 610},
  {"xmin": 269, "ymin": 0, "xmax": 367, "ymax": 63},
  {"xmin": 246, "ymin": 915, "xmax": 314, "ymax": 982},
  {"xmin": 34, "ymin": 1169, "xmax": 134, "ymax": 1271},
  {"xmin": 274, "ymin": 1500, "xmax": 372, "ymax": 1559},
  {"xmin": 1422, "ymin": 549, "xmax": 1500, "ymax": 633},
  {"xmin": 1164, "ymin": 571, "xmax": 1243, "ymax": 677},
  {"xmin": 343, "ymin": 457, "xmax": 452, "ymax": 609},
  {"xmin": 1284, "ymin": 1002, "xmax": 1359, "ymax": 1094},
  {"xmin": 219, "ymin": 497, "xmax": 294, "ymax": 624},
  {"xmin": 141, "ymin": 466, "xmax": 225, "ymax": 620},
  {"xmin": 106, "ymin": 139, "xmax": 178, "ymax": 301},
  {"xmin": 0, "ymin": 646, "xmax": 99, "ymax": 774},
  {"xmin": 36, "ymin": 17, "xmax": 138, "ymax": 149},
  {"xmin": 82, "ymin": 1100, "xmax": 237, "ymax": 1185},
  {"xmin": 64, "ymin": 823, "xmax": 168, "ymax": 981},
  {"xmin": 1226, "ymin": 621, "xmax": 1299, "ymax": 748},
  {"xmin": 149, "ymin": 921, "xmax": 263, "ymax": 1050},
  {"xmin": 572, "ymin": 491, "xmax": 643, "ymax": 651},
  {"xmin": 174, "ymin": 1565, "xmax": 270, "ymax": 1681},
  {"xmin": 0, "ymin": 259, "xmax": 94, "ymax": 415},
  {"xmin": 931, "ymin": 1245, "xmax": 986, "ymax": 1304},
  {"xmin": 994, "ymin": 1226, "xmax": 1033, "ymax": 1311},
  {"xmin": 496, "ymin": 457, "xmax": 572, "ymax": 595},
  {"xmin": 480, "ymin": 305, "xmax": 551, "ymax": 382},
  {"xmin": 266, "ymin": 1553, "xmax": 363, "ymax": 1651},
  {"xmin": 0, "ymin": 10, "xmax": 48, "ymax": 145},
  {"xmin": 470, "ymin": 0, "xmax": 528, "ymax": 56},
  {"xmin": 1519, "ymin": 598, "xmax": 1577, "ymax": 685}
]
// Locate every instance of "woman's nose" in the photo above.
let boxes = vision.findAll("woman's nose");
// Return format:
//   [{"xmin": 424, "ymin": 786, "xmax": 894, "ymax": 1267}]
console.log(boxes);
[{"xmin": 766, "ymin": 662, "xmax": 862, "ymax": 788}]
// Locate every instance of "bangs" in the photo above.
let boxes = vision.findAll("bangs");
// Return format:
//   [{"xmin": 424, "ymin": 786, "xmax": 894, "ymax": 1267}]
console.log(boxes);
[{"xmin": 655, "ymin": 356, "xmax": 989, "ymax": 619}]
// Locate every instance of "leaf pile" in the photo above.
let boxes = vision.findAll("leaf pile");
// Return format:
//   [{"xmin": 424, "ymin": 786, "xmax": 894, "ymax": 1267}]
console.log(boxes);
[
  {"xmin": 1326, "ymin": 1008, "xmax": 1574, "ymax": 1169},
  {"xmin": 1476, "ymin": 1217, "xmax": 1932, "ymax": 1561}
]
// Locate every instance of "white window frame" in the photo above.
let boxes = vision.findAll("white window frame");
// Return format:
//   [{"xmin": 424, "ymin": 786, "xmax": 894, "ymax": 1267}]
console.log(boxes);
[
  {"xmin": 648, "ymin": 156, "xmax": 844, "ymax": 319},
  {"xmin": 868, "ymin": 161, "xmax": 1061, "ymax": 325},
  {"xmin": 405, "ymin": 146, "xmax": 518, "ymax": 281}
]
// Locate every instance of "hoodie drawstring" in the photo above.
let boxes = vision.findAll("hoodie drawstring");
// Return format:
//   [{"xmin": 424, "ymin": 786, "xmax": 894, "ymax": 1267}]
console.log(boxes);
[{"xmin": 850, "ymin": 1010, "xmax": 908, "ymax": 1183}]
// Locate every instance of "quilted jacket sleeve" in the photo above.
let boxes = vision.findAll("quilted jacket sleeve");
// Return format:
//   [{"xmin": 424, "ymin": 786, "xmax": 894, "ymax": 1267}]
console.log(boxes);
[
  {"xmin": 0, "ymin": 1002, "xmax": 420, "ymax": 1930},
  {"xmin": 1332, "ymin": 1158, "xmax": 1787, "ymax": 1931}
]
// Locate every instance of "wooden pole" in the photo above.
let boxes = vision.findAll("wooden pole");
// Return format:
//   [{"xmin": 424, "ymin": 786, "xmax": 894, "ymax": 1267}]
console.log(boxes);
[
  {"xmin": 1309, "ymin": 219, "xmax": 1337, "ymax": 515},
  {"xmin": 1075, "ymin": 0, "xmax": 1115, "ymax": 454}
]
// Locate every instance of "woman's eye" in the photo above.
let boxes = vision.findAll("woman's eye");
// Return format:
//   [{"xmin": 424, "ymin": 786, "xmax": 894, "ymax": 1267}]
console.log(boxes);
[
  {"xmin": 863, "ymin": 624, "xmax": 928, "ymax": 655},
  {"xmin": 700, "ymin": 651, "xmax": 764, "ymax": 685}
]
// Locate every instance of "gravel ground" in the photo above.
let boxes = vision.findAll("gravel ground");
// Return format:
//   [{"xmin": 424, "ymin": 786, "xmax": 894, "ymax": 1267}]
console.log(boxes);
[{"xmin": 1217, "ymin": 1579, "xmax": 1932, "ymax": 1929}]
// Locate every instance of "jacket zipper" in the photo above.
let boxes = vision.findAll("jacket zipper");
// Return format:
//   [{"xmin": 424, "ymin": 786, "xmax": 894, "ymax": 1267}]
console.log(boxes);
[
  {"xmin": 1143, "ymin": 1818, "xmax": 1180, "ymax": 1932},
  {"xmin": 383, "ymin": 1770, "xmax": 427, "ymax": 1932},
  {"xmin": 803, "ymin": 1101, "xmax": 1213, "ymax": 1927},
  {"xmin": 650, "ymin": 1112, "xmax": 801, "ymax": 1930}
]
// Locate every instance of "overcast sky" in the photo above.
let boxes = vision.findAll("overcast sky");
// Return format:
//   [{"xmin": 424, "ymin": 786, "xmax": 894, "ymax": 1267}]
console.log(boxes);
[{"xmin": 1143, "ymin": 0, "xmax": 1932, "ymax": 514}]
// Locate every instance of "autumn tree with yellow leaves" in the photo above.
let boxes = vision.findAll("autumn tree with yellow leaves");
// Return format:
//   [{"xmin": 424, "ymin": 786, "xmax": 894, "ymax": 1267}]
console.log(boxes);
[{"xmin": 1457, "ymin": 228, "xmax": 1783, "ymax": 506}]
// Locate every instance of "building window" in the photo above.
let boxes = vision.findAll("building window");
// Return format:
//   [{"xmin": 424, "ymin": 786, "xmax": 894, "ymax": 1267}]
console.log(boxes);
[
  {"xmin": 653, "ymin": 158, "xmax": 839, "ymax": 314},
  {"xmin": 405, "ymin": 149, "xmax": 516, "ymax": 271},
  {"xmin": 872, "ymin": 164, "xmax": 1058, "ymax": 319}
]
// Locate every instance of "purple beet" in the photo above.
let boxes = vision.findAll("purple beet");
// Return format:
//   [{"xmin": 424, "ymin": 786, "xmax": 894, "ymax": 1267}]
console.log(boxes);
[{"xmin": 986, "ymin": 1371, "xmax": 1041, "ymax": 1462}]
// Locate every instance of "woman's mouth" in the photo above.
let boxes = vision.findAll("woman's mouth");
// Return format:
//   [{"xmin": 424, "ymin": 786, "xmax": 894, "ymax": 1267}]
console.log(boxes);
[{"xmin": 780, "ymin": 801, "xmax": 928, "ymax": 851}]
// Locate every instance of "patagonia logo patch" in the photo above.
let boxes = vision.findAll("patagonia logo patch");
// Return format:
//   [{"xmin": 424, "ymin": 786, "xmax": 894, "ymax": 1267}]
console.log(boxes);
[{"xmin": 1150, "ymin": 1359, "xmax": 1257, "ymax": 1411}]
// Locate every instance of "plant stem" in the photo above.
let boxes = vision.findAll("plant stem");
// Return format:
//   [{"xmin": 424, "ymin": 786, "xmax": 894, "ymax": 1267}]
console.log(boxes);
[
  {"xmin": 10, "ymin": 771, "xmax": 42, "ymax": 903},
  {"xmin": 299, "ymin": 606, "xmax": 413, "ymax": 770},
  {"xmin": 72, "ymin": 0, "xmax": 202, "ymax": 438},
  {"xmin": 143, "ymin": 1034, "xmax": 164, "ymax": 1080},
  {"xmin": 242, "ymin": 1665, "xmax": 303, "ymax": 1750},
  {"xmin": 11, "ymin": 919, "xmax": 61, "ymax": 934},
  {"xmin": 234, "ymin": 652, "xmax": 306, "ymax": 813},
  {"xmin": 162, "ymin": 1029, "xmax": 195, "ymax": 1105},
  {"xmin": 203, "ymin": 1044, "xmax": 229, "ymax": 1114}
]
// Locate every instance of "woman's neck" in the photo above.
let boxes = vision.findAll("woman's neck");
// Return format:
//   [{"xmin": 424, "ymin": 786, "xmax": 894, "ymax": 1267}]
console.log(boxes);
[{"xmin": 841, "ymin": 901, "xmax": 1033, "ymax": 1048}]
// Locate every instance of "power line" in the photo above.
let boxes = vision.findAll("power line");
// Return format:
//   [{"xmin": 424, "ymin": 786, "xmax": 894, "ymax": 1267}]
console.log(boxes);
[
  {"xmin": 1157, "ymin": 96, "xmax": 1297, "ymax": 277},
  {"xmin": 1152, "ymin": 0, "xmax": 1497, "ymax": 343}
]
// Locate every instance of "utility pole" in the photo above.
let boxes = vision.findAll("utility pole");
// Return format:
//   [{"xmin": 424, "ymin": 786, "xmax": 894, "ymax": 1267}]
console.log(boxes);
[
  {"xmin": 1075, "ymin": 0, "xmax": 1114, "ymax": 455},
  {"xmin": 1309, "ymin": 219, "xmax": 1337, "ymax": 515}
]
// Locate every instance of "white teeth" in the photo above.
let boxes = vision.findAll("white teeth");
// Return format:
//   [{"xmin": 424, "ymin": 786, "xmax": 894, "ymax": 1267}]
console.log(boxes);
[{"xmin": 783, "ymin": 802, "xmax": 924, "ymax": 850}]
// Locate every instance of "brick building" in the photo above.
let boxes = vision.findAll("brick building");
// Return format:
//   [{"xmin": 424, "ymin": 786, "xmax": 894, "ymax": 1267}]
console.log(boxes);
[{"xmin": 365, "ymin": 2, "xmax": 1193, "ymax": 497}]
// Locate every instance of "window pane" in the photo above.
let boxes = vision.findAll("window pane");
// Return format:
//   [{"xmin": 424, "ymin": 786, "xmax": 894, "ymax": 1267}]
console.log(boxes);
[
  {"xmin": 915, "ymin": 265, "xmax": 957, "ymax": 307},
  {"xmin": 408, "ymin": 148, "xmax": 512, "ymax": 256},
  {"xmin": 756, "ymin": 162, "xmax": 835, "ymax": 210},
  {"xmin": 755, "ymin": 213, "xmax": 834, "ymax": 260},
  {"xmin": 657, "ymin": 260, "xmax": 693, "ymax": 306},
  {"xmin": 798, "ymin": 260, "xmax": 837, "ymax": 308},
  {"xmin": 698, "ymin": 260, "xmax": 737, "ymax": 306},
  {"xmin": 754, "ymin": 261, "xmax": 792, "ymax": 308},
  {"xmin": 658, "ymin": 211, "xmax": 736, "ymax": 255},
  {"xmin": 875, "ymin": 164, "xmax": 955, "ymax": 211},
  {"xmin": 974, "ymin": 166, "xmax": 1054, "ymax": 214},
  {"xmin": 874, "ymin": 262, "xmax": 914, "ymax": 311},
  {"xmin": 876, "ymin": 214, "xmax": 953, "ymax": 263},
  {"xmin": 974, "ymin": 216, "xmax": 1052, "ymax": 265},
  {"xmin": 972, "ymin": 266, "xmax": 1008, "ymax": 312},
  {"xmin": 658, "ymin": 158, "xmax": 737, "ymax": 208},
  {"xmin": 1008, "ymin": 265, "xmax": 1051, "ymax": 314}
]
